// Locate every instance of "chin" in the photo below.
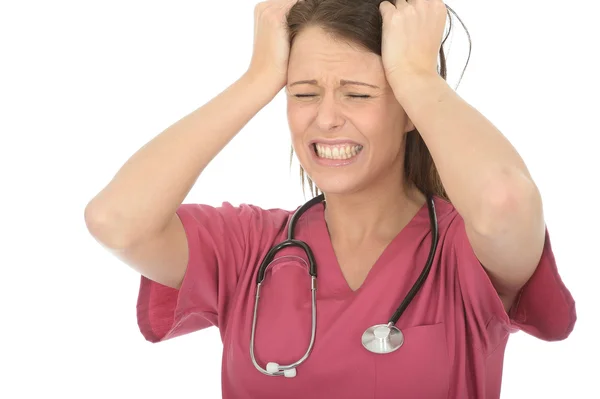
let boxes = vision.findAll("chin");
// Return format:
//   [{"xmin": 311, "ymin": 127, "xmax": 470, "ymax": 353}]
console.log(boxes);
[
  {"xmin": 295, "ymin": 141, "xmax": 369, "ymax": 194},
  {"xmin": 305, "ymin": 171, "xmax": 368, "ymax": 196}
]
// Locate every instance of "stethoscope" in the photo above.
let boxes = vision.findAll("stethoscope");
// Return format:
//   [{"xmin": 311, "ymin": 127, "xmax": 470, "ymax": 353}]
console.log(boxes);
[{"xmin": 250, "ymin": 193, "xmax": 439, "ymax": 378}]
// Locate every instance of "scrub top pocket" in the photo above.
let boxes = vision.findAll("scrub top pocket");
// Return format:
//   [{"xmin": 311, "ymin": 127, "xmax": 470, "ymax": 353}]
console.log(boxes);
[{"xmin": 372, "ymin": 322, "xmax": 450, "ymax": 398}]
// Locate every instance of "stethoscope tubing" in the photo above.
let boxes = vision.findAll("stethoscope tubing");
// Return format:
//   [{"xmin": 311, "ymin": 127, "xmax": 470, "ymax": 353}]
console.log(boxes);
[{"xmin": 250, "ymin": 193, "xmax": 438, "ymax": 376}]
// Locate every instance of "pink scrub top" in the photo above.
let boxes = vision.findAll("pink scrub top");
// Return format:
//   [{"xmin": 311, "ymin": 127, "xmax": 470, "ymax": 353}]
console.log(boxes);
[{"xmin": 136, "ymin": 196, "xmax": 576, "ymax": 398}]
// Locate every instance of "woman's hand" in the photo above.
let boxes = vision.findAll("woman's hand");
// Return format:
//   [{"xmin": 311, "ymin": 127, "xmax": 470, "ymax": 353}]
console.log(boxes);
[
  {"xmin": 246, "ymin": 0, "xmax": 300, "ymax": 93},
  {"xmin": 379, "ymin": 0, "xmax": 447, "ymax": 85}
]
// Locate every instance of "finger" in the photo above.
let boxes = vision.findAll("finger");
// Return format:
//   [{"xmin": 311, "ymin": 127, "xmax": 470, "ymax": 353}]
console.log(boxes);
[
  {"xmin": 285, "ymin": 0, "xmax": 303, "ymax": 7},
  {"xmin": 379, "ymin": 1, "xmax": 396, "ymax": 17},
  {"xmin": 281, "ymin": 0, "xmax": 302, "ymax": 13},
  {"xmin": 393, "ymin": 0, "xmax": 409, "ymax": 8}
]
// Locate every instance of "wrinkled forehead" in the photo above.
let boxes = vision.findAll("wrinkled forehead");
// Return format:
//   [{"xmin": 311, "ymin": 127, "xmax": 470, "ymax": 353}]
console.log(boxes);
[{"xmin": 288, "ymin": 26, "xmax": 386, "ymax": 86}]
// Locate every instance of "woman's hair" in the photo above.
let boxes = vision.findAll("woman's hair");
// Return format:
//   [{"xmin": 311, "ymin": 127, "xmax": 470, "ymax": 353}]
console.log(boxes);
[{"xmin": 286, "ymin": 0, "xmax": 471, "ymax": 202}]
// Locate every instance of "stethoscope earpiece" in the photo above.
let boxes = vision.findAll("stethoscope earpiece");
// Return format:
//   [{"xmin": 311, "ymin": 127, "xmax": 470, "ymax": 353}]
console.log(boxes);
[{"xmin": 267, "ymin": 362, "xmax": 297, "ymax": 378}]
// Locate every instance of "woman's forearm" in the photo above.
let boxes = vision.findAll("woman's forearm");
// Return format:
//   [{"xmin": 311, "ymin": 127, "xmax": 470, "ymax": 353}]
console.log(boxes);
[
  {"xmin": 85, "ymin": 72, "xmax": 280, "ymax": 248},
  {"xmin": 390, "ymin": 73, "xmax": 535, "ymax": 226}
]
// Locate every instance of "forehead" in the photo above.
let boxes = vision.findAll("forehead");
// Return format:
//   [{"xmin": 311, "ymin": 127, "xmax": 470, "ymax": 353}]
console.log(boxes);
[{"xmin": 288, "ymin": 26, "xmax": 385, "ymax": 85}]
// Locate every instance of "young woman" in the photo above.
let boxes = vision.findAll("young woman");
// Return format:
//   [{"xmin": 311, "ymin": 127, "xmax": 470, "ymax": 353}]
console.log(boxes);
[{"xmin": 85, "ymin": 0, "xmax": 576, "ymax": 397}]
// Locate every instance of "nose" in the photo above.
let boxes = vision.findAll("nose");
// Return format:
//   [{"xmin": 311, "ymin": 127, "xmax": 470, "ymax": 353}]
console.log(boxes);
[{"xmin": 315, "ymin": 92, "xmax": 345, "ymax": 132}]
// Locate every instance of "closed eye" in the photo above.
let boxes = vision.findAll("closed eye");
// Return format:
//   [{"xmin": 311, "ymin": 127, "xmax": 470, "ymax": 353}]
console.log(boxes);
[{"xmin": 294, "ymin": 94, "xmax": 371, "ymax": 98}]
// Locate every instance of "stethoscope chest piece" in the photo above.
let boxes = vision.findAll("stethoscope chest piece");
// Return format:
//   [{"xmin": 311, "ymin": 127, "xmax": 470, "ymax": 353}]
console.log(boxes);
[{"xmin": 361, "ymin": 323, "xmax": 404, "ymax": 354}]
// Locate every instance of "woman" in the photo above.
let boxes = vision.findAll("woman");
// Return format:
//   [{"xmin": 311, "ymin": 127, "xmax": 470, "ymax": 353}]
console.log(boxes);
[{"xmin": 85, "ymin": 0, "xmax": 576, "ymax": 397}]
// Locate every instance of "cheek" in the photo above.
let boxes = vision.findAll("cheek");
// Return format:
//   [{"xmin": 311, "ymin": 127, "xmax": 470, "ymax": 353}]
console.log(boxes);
[
  {"xmin": 286, "ymin": 103, "xmax": 311, "ymax": 141},
  {"xmin": 353, "ymin": 110, "xmax": 405, "ymax": 155},
  {"xmin": 353, "ymin": 109, "xmax": 395, "ymax": 139}
]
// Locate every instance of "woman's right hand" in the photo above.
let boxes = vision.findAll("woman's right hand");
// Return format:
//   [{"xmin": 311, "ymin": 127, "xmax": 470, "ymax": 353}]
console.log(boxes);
[{"xmin": 246, "ymin": 0, "xmax": 300, "ymax": 93}]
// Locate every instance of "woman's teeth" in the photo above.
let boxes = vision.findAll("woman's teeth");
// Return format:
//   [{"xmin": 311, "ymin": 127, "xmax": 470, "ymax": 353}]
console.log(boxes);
[{"xmin": 314, "ymin": 143, "xmax": 363, "ymax": 160}]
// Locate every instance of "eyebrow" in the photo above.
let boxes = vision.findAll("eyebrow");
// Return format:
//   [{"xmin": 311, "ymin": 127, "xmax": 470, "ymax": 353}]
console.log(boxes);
[{"xmin": 288, "ymin": 79, "xmax": 380, "ymax": 89}]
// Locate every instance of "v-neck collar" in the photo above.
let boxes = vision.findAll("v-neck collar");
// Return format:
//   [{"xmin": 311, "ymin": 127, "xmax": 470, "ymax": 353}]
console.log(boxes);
[{"xmin": 303, "ymin": 198, "xmax": 434, "ymax": 296}]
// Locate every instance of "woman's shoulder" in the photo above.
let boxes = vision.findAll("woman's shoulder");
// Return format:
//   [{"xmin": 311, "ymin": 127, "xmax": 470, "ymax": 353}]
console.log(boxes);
[
  {"xmin": 428, "ymin": 194, "xmax": 463, "ymax": 233},
  {"xmin": 430, "ymin": 194, "xmax": 576, "ymax": 343},
  {"xmin": 176, "ymin": 199, "xmax": 297, "ymax": 237}
]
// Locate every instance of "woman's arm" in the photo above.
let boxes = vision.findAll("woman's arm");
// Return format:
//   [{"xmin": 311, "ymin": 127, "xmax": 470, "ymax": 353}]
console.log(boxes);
[
  {"xmin": 85, "ymin": 72, "xmax": 278, "ymax": 249},
  {"xmin": 84, "ymin": 73, "xmax": 279, "ymax": 288},
  {"xmin": 391, "ymin": 72, "xmax": 545, "ymax": 301}
]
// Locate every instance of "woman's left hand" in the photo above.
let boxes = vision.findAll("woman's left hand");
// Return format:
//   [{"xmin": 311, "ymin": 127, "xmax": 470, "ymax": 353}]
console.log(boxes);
[{"xmin": 379, "ymin": 0, "xmax": 448, "ymax": 85}]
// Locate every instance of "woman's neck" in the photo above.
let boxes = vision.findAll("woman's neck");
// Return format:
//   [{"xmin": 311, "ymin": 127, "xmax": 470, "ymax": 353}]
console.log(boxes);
[{"xmin": 323, "ymin": 178, "xmax": 426, "ymax": 246}]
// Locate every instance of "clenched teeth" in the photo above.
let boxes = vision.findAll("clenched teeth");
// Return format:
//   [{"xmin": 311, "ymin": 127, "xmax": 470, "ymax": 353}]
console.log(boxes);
[{"xmin": 314, "ymin": 143, "xmax": 363, "ymax": 160}]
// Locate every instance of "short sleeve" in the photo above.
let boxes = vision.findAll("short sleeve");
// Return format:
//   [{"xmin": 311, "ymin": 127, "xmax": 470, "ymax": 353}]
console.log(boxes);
[
  {"xmin": 448, "ymin": 212, "xmax": 576, "ymax": 350},
  {"xmin": 136, "ymin": 202, "xmax": 277, "ymax": 343}
]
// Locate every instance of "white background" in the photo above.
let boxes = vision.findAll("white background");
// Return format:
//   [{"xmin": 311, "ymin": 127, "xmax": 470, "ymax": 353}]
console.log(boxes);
[{"xmin": 1, "ymin": 0, "xmax": 598, "ymax": 398}]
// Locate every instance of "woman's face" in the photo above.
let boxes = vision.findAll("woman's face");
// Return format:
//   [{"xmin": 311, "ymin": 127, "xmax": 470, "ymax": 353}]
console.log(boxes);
[{"xmin": 286, "ymin": 26, "xmax": 414, "ymax": 196}]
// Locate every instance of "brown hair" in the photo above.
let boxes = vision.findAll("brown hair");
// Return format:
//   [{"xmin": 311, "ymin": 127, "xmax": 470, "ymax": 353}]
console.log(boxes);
[{"xmin": 286, "ymin": 0, "xmax": 471, "ymax": 202}]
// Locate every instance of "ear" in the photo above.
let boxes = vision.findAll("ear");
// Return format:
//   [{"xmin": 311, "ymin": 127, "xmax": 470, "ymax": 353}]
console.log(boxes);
[{"xmin": 404, "ymin": 118, "xmax": 415, "ymax": 133}]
